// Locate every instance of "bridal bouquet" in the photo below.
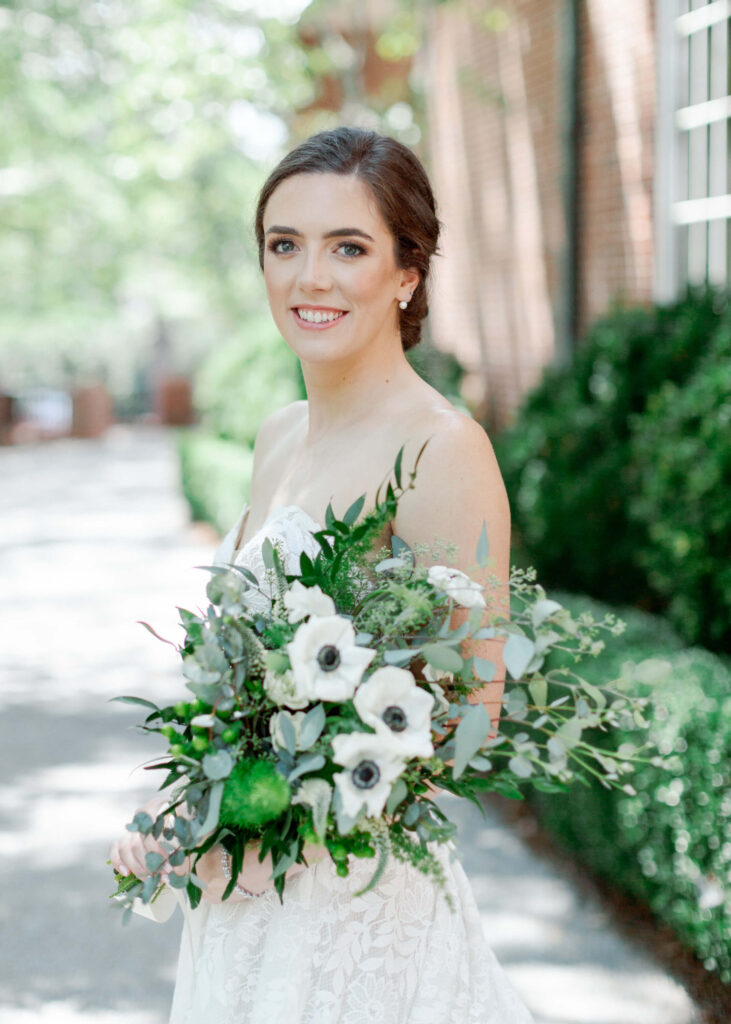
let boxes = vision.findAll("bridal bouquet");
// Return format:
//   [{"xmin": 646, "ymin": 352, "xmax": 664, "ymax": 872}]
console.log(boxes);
[{"xmin": 111, "ymin": 445, "xmax": 664, "ymax": 917}]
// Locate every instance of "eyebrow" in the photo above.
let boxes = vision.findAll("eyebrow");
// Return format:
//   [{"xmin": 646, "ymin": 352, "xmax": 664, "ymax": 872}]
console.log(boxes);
[{"xmin": 265, "ymin": 225, "xmax": 375, "ymax": 242}]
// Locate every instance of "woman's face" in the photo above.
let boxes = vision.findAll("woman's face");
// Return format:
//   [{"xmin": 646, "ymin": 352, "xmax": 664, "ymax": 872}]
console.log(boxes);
[{"xmin": 261, "ymin": 172, "xmax": 418, "ymax": 362}]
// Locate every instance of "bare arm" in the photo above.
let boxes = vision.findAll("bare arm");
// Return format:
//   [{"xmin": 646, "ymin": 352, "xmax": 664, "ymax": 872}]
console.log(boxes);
[{"xmin": 393, "ymin": 414, "xmax": 511, "ymax": 789}]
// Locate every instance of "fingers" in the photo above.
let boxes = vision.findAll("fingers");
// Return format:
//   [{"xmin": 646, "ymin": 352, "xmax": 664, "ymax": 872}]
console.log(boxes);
[{"xmin": 109, "ymin": 831, "xmax": 170, "ymax": 879}]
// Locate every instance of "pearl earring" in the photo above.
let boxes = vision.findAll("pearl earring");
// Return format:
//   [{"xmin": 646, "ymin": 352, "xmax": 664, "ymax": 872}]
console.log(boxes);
[{"xmin": 399, "ymin": 299, "xmax": 408, "ymax": 310}]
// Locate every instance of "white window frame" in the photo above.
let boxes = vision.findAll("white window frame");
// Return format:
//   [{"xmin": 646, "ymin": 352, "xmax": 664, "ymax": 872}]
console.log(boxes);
[{"xmin": 654, "ymin": 0, "xmax": 730, "ymax": 301}]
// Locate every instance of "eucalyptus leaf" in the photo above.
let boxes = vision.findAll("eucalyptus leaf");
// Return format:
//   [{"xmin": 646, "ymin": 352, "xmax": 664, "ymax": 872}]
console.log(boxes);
[
  {"xmin": 279, "ymin": 713, "xmax": 297, "ymax": 757},
  {"xmin": 288, "ymin": 753, "xmax": 326, "ymax": 782},
  {"xmin": 503, "ymin": 634, "xmax": 535, "ymax": 680},
  {"xmin": 298, "ymin": 703, "xmax": 326, "ymax": 751},
  {"xmin": 168, "ymin": 871, "xmax": 189, "ymax": 889},
  {"xmin": 383, "ymin": 647, "xmax": 415, "ymax": 666},
  {"xmin": 202, "ymin": 750, "xmax": 234, "ymax": 781},
  {"xmin": 261, "ymin": 537, "xmax": 275, "ymax": 570},
  {"xmin": 195, "ymin": 781, "xmax": 224, "ymax": 839},
  {"xmin": 145, "ymin": 852, "xmax": 164, "ymax": 872},
  {"xmin": 422, "ymin": 644, "xmax": 463, "ymax": 673},
  {"xmin": 385, "ymin": 778, "xmax": 408, "ymax": 814},
  {"xmin": 476, "ymin": 520, "xmax": 490, "ymax": 567},
  {"xmin": 530, "ymin": 599, "xmax": 563, "ymax": 629},
  {"xmin": 391, "ymin": 534, "xmax": 414, "ymax": 564},
  {"xmin": 452, "ymin": 702, "xmax": 491, "ymax": 779},
  {"xmin": 473, "ymin": 657, "xmax": 495, "ymax": 682},
  {"xmin": 528, "ymin": 676, "xmax": 548, "ymax": 708}
]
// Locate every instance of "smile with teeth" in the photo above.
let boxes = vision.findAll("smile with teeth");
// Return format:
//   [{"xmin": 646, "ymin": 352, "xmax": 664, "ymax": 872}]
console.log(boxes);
[{"xmin": 295, "ymin": 308, "xmax": 347, "ymax": 324}]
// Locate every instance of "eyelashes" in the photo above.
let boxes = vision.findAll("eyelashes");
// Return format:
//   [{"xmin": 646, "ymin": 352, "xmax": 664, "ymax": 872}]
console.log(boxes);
[{"xmin": 266, "ymin": 238, "xmax": 367, "ymax": 258}]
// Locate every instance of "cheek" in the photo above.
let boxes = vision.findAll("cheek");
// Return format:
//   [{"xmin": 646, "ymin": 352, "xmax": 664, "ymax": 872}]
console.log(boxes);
[{"xmin": 347, "ymin": 264, "xmax": 394, "ymax": 304}]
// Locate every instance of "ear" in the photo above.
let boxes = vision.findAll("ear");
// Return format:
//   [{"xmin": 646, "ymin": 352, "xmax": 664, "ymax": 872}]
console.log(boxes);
[{"xmin": 400, "ymin": 266, "xmax": 420, "ymax": 293}]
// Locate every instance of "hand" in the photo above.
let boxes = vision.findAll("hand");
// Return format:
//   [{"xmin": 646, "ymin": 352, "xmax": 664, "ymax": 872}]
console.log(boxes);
[{"xmin": 109, "ymin": 794, "xmax": 185, "ymax": 882}]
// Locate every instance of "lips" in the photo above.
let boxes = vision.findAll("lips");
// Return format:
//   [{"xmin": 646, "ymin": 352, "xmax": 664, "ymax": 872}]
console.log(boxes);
[{"xmin": 293, "ymin": 307, "xmax": 348, "ymax": 329}]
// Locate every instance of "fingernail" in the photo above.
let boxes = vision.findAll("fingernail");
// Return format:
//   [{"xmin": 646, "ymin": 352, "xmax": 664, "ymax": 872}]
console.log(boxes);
[{"xmin": 119, "ymin": 866, "xmax": 129, "ymax": 876}]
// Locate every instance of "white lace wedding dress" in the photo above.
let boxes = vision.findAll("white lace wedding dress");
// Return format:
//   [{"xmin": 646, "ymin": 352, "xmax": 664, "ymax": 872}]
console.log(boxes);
[{"xmin": 166, "ymin": 502, "xmax": 535, "ymax": 1024}]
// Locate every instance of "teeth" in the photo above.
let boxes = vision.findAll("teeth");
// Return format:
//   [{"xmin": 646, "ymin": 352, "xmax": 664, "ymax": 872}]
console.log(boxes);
[{"xmin": 297, "ymin": 308, "xmax": 345, "ymax": 323}]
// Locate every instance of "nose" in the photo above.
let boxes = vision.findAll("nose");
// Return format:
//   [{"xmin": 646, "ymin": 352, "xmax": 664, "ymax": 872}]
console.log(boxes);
[{"xmin": 296, "ymin": 247, "xmax": 332, "ymax": 293}]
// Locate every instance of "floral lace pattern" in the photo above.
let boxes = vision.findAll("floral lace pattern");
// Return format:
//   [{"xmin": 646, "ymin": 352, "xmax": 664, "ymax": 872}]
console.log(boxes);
[{"xmin": 168, "ymin": 503, "xmax": 535, "ymax": 1024}]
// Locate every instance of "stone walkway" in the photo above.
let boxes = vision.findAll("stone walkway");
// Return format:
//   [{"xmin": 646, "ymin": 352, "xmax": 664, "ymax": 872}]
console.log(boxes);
[{"xmin": 0, "ymin": 425, "xmax": 700, "ymax": 1024}]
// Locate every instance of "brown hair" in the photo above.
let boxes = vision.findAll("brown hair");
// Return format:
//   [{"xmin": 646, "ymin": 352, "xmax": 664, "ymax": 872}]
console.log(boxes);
[{"xmin": 254, "ymin": 126, "xmax": 441, "ymax": 351}]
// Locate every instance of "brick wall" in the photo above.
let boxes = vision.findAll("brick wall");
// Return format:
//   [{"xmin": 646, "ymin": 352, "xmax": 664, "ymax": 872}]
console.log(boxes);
[{"xmin": 425, "ymin": 0, "xmax": 656, "ymax": 430}]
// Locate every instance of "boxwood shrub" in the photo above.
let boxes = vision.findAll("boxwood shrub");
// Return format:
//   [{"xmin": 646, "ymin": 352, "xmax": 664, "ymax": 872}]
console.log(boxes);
[
  {"xmin": 525, "ymin": 590, "xmax": 731, "ymax": 982},
  {"xmin": 494, "ymin": 286, "xmax": 729, "ymax": 635},
  {"xmin": 177, "ymin": 430, "xmax": 252, "ymax": 536},
  {"xmin": 627, "ymin": 320, "xmax": 731, "ymax": 649}
]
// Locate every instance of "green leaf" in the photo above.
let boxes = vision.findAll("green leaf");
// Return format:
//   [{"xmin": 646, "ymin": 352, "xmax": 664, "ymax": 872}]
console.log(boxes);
[
  {"xmin": 145, "ymin": 852, "xmax": 164, "ymax": 872},
  {"xmin": 473, "ymin": 657, "xmax": 495, "ymax": 681},
  {"xmin": 168, "ymin": 871, "xmax": 188, "ymax": 889},
  {"xmin": 503, "ymin": 634, "xmax": 535, "ymax": 679},
  {"xmin": 195, "ymin": 781, "xmax": 224, "ymax": 838},
  {"xmin": 422, "ymin": 644, "xmax": 463, "ymax": 673},
  {"xmin": 385, "ymin": 777, "xmax": 408, "ymax": 814},
  {"xmin": 325, "ymin": 502, "xmax": 336, "ymax": 529},
  {"xmin": 261, "ymin": 537, "xmax": 275, "ymax": 569},
  {"xmin": 528, "ymin": 676, "xmax": 548, "ymax": 707},
  {"xmin": 343, "ymin": 493, "xmax": 366, "ymax": 525},
  {"xmin": 270, "ymin": 838, "xmax": 300, "ymax": 879},
  {"xmin": 383, "ymin": 647, "xmax": 414, "ymax": 666},
  {"xmin": 110, "ymin": 696, "xmax": 161, "ymax": 712},
  {"xmin": 393, "ymin": 445, "xmax": 404, "ymax": 488},
  {"xmin": 202, "ymin": 750, "xmax": 234, "ymax": 781},
  {"xmin": 288, "ymin": 753, "xmax": 326, "ymax": 782},
  {"xmin": 476, "ymin": 520, "xmax": 490, "ymax": 567},
  {"xmin": 452, "ymin": 703, "xmax": 491, "ymax": 780},
  {"xmin": 298, "ymin": 703, "xmax": 326, "ymax": 750},
  {"xmin": 186, "ymin": 681, "xmax": 224, "ymax": 704},
  {"xmin": 278, "ymin": 713, "xmax": 297, "ymax": 756},
  {"xmin": 530, "ymin": 599, "xmax": 563, "ymax": 629},
  {"xmin": 137, "ymin": 621, "xmax": 177, "ymax": 648}
]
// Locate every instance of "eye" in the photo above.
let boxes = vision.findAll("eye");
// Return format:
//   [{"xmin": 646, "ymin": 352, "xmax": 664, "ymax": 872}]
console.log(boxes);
[
  {"xmin": 268, "ymin": 238, "xmax": 297, "ymax": 254},
  {"xmin": 337, "ymin": 242, "xmax": 366, "ymax": 258}
]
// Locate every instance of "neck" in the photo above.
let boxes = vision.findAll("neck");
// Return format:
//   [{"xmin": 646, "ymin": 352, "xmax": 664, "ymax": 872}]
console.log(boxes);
[{"xmin": 300, "ymin": 332, "xmax": 415, "ymax": 443}]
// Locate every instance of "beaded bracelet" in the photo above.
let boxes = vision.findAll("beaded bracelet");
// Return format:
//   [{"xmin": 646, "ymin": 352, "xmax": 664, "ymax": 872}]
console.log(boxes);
[{"xmin": 220, "ymin": 846, "xmax": 262, "ymax": 900}]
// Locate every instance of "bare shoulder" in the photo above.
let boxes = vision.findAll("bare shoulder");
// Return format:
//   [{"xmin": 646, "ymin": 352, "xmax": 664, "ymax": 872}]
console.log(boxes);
[
  {"xmin": 253, "ymin": 399, "xmax": 307, "ymax": 458},
  {"xmin": 394, "ymin": 406, "xmax": 510, "ymax": 576},
  {"xmin": 250, "ymin": 400, "xmax": 307, "ymax": 503}
]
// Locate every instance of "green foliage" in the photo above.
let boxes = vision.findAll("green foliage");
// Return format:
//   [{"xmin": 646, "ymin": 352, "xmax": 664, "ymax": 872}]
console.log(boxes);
[
  {"xmin": 627, "ymin": 322, "xmax": 731, "ymax": 649},
  {"xmin": 193, "ymin": 316, "xmax": 304, "ymax": 447},
  {"xmin": 495, "ymin": 285, "xmax": 730, "ymax": 647},
  {"xmin": 176, "ymin": 429, "xmax": 252, "ymax": 534},
  {"xmin": 529, "ymin": 590, "xmax": 731, "ymax": 983}
]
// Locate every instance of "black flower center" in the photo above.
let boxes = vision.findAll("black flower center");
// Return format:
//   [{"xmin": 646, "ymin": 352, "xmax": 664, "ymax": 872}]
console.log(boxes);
[
  {"xmin": 382, "ymin": 705, "xmax": 407, "ymax": 732},
  {"xmin": 352, "ymin": 759, "xmax": 380, "ymax": 790},
  {"xmin": 317, "ymin": 644, "xmax": 341, "ymax": 672}
]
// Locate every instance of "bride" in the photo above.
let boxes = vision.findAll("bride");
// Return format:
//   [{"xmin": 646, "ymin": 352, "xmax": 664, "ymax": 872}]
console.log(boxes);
[{"xmin": 110, "ymin": 126, "xmax": 535, "ymax": 1023}]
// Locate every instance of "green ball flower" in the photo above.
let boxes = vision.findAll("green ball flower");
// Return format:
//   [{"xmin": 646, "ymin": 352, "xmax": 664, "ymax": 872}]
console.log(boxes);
[{"xmin": 220, "ymin": 758, "xmax": 291, "ymax": 828}]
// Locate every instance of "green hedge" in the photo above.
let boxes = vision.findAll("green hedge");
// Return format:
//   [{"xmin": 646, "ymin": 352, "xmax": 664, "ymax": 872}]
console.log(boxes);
[
  {"xmin": 494, "ymin": 286, "xmax": 730, "ymax": 648},
  {"xmin": 177, "ymin": 430, "xmax": 252, "ymax": 536},
  {"xmin": 628, "ymin": 319, "xmax": 731, "ymax": 649},
  {"xmin": 528, "ymin": 590, "xmax": 731, "ymax": 982}
]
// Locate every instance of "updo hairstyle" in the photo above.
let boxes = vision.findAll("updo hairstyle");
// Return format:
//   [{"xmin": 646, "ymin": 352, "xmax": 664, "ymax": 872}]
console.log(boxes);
[{"xmin": 254, "ymin": 126, "xmax": 441, "ymax": 351}]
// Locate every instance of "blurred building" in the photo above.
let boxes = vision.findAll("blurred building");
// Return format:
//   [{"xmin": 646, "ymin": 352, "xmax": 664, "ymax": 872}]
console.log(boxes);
[{"xmin": 424, "ymin": 1, "xmax": 730, "ymax": 430}]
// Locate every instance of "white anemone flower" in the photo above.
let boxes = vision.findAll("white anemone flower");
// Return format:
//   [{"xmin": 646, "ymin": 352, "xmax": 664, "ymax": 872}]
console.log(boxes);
[
  {"xmin": 332, "ymin": 732, "xmax": 406, "ymax": 818},
  {"xmin": 353, "ymin": 667, "xmax": 435, "ymax": 757},
  {"xmin": 263, "ymin": 667, "xmax": 309, "ymax": 709},
  {"xmin": 287, "ymin": 614, "xmax": 376, "ymax": 701},
  {"xmin": 427, "ymin": 565, "xmax": 486, "ymax": 608},
  {"xmin": 283, "ymin": 579, "xmax": 336, "ymax": 623}
]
